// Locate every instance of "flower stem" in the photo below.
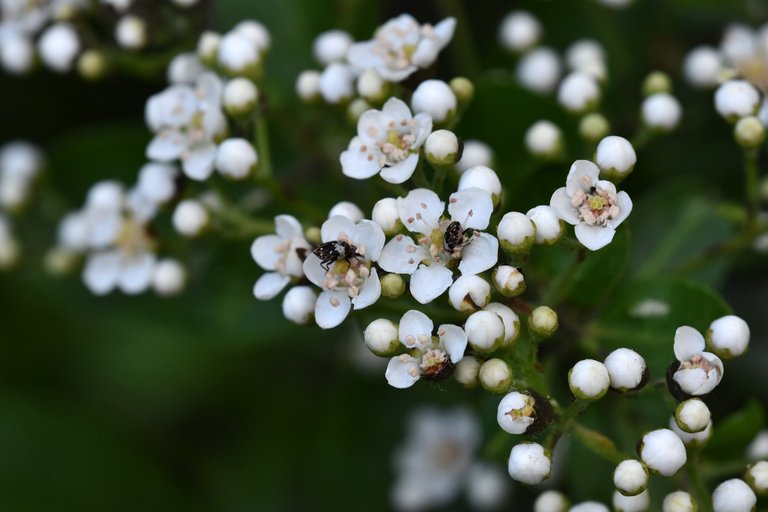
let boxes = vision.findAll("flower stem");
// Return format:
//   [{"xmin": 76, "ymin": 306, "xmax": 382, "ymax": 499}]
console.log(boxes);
[
  {"xmin": 543, "ymin": 398, "xmax": 590, "ymax": 452},
  {"xmin": 432, "ymin": 166, "xmax": 448, "ymax": 196},
  {"xmin": 572, "ymin": 423, "xmax": 630, "ymax": 464},
  {"xmin": 743, "ymin": 147, "xmax": 761, "ymax": 223},
  {"xmin": 254, "ymin": 114, "xmax": 273, "ymax": 181},
  {"xmin": 687, "ymin": 453, "xmax": 714, "ymax": 512}
]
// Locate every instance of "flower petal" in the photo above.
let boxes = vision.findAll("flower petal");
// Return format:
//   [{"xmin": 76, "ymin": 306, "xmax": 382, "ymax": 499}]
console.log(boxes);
[
  {"xmin": 182, "ymin": 144, "xmax": 216, "ymax": 181},
  {"xmin": 340, "ymin": 137, "xmax": 382, "ymax": 180},
  {"xmin": 550, "ymin": 187, "xmax": 579, "ymax": 225},
  {"xmin": 315, "ymin": 290, "xmax": 351, "ymax": 329},
  {"xmin": 250, "ymin": 234, "xmax": 283, "ymax": 270},
  {"xmin": 458, "ymin": 232, "xmax": 498, "ymax": 274},
  {"xmin": 275, "ymin": 214, "xmax": 304, "ymax": 240},
  {"xmin": 253, "ymin": 272, "xmax": 290, "ymax": 300},
  {"xmin": 438, "ymin": 324, "xmax": 467, "ymax": 363},
  {"xmin": 382, "ymin": 97, "xmax": 413, "ymax": 121},
  {"xmin": 674, "ymin": 326, "xmax": 706, "ymax": 361},
  {"xmin": 610, "ymin": 191, "xmax": 633, "ymax": 228},
  {"xmin": 574, "ymin": 223, "xmax": 616, "ymax": 251},
  {"xmin": 410, "ymin": 263, "xmax": 453, "ymax": 304},
  {"xmin": 352, "ymin": 268, "xmax": 380, "ymax": 310},
  {"xmin": 566, "ymin": 160, "xmax": 600, "ymax": 197},
  {"xmin": 385, "ymin": 354, "xmax": 421, "ymax": 389},
  {"xmin": 118, "ymin": 252, "xmax": 156, "ymax": 294},
  {"xmin": 380, "ymin": 153, "xmax": 419, "ymax": 184},
  {"xmin": 146, "ymin": 131, "xmax": 186, "ymax": 161},
  {"xmin": 321, "ymin": 215, "xmax": 357, "ymax": 243},
  {"xmin": 302, "ymin": 253, "xmax": 328, "ymax": 288},
  {"xmin": 399, "ymin": 309, "xmax": 434, "ymax": 350},
  {"xmin": 378, "ymin": 235, "xmax": 428, "ymax": 274},
  {"xmin": 448, "ymin": 188, "xmax": 493, "ymax": 230},
  {"xmin": 82, "ymin": 251, "xmax": 120, "ymax": 295},
  {"xmin": 398, "ymin": 188, "xmax": 444, "ymax": 235},
  {"xmin": 352, "ymin": 220, "xmax": 386, "ymax": 261}
]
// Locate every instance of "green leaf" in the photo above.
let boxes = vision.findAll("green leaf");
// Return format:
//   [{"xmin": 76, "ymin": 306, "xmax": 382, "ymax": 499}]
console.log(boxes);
[{"xmin": 706, "ymin": 400, "xmax": 765, "ymax": 460}]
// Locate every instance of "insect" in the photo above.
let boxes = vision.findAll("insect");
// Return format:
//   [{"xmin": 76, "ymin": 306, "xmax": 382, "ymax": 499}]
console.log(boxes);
[
  {"xmin": 443, "ymin": 221, "xmax": 475, "ymax": 253},
  {"xmin": 313, "ymin": 240, "xmax": 363, "ymax": 271}
]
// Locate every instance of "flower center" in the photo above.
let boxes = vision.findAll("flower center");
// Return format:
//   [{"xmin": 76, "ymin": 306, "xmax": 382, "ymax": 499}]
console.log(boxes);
[
  {"xmin": 321, "ymin": 243, "xmax": 370, "ymax": 298},
  {"xmin": 572, "ymin": 185, "xmax": 620, "ymax": 226},
  {"xmin": 680, "ymin": 354, "xmax": 718, "ymax": 375},
  {"xmin": 433, "ymin": 440, "xmax": 462, "ymax": 469},
  {"xmin": 420, "ymin": 347, "xmax": 454, "ymax": 381},
  {"xmin": 116, "ymin": 218, "xmax": 152, "ymax": 256},
  {"xmin": 377, "ymin": 122, "xmax": 416, "ymax": 165}
]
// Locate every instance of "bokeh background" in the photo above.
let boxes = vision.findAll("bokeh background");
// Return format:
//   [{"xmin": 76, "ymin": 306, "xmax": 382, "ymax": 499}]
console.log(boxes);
[{"xmin": 1, "ymin": 0, "xmax": 768, "ymax": 510}]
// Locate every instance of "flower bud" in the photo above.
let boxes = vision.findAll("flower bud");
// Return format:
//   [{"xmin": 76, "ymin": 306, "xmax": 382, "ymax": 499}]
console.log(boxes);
[
  {"xmin": 706, "ymin": 315, "xmax": 750, "ymax": 359},
  {"xmin": 458, "ymin": 166, "xmax": 502, "ymax": 206},
  {"xmin": 675, "ymin": 399, "xmax": 711, "ymax": 433},
  {"xmin": 715, "ymin": 80, "xmax": 760, "ymax": 122},
  {"xmin": 579, "ymin": 113, "xmax": 611, "ymax": 142},
  {"xmin": 498, "ymin": 212, "xmax": 535, "ymax": 254},
  {"xmin": 448, "ymin": 274, "xmax": 491, "ymax": 312},
  {"xmin": 485, "ymin": 302, "xmax": 520, "ymax": 347},
  {"xmin": 450, "ymin": 77, "xmax": 474, "ymax": 107},
  {"xmin": 39, "ymin": 23, "xmax": 80, "ymax": 73},
  {"xmin": 465, "ymin": 310, "xmax": 505, "ymax": 354},
  {"xmin": 313, "ymin": 29, "xmax": 353, "ymax": 65},
  {"xmin": 499, "ymin": 10, "xmax": 541, "ymax": 52},
  {"xmin": 197, "ymin": 31, "xmax": 221, "ymax": 66},
  {"xmin": 363, "ymin": 318, "xmax": 400, "ymax": 356},
  {"xmin": 77, "ymin": 50, "xmax": 108, "ymax": 80},
  {"xmin": 748, "ymin": 430, "xmax": 768, "ymax": 460},
  {"xmin": 745, "ymin": 460, "xmax": 768, "ymax": 495},
  {"xmin": 44, "ymin": 246, "xmax": 78, "ymax": 275},
  {"xmin": 497, "ymin": 391, "xmax": 536, "ymax": 433},
  {"xmin": 526, "ymin": 205, "xmax": 563, "ymax": 245},
  {"xmin": 643, "ymin": 71, "xmax": 673, "ymax": 96},
  {"xmin": 319, "ymin": 62, "xmax": 354, "ymax": 104},
  {"xmin": 223, "ymin": 77, "xmax": 259, "ymax": 117},
  {"xmin": 508, "ymin": 442, "xmax": 552, "ymax": 485},
  {"xmin": 734, "ymin": 117, "xmax": 765, "ymax": 150},
  {"xmin": 613, "ymin": 489, "xmax": 650, "ymax": 512},
  {"xmin": 638, "ymin": 429, "xmax": 687, "ymax": 476},
  {"xmin": 479, "ymin": 358, "xmax": 512, "ymax": 393},
  {"xmin": 172, "ymin": 199, "xmax": 209, "ymax": 237},
  {"xmin": 356, "ymin": 69, "xmax": 389, "ymax": 104},
  {"xmin": 528, "ymin": 305, "xmax": 558, "ymax": 338},
  {"xmin": 411, "ymin": 80, "xmax": 457, "ymax": 125},
  {"xmin": 87, "ymin": 180, "xmax": 124, "ymax": 210},
  {"xmin": 215, "ymin": 139, "xmax": 258, "ymax": 180},
  {"xmin": 613, "ymin": 459, "xmax": 649, "ymax": 496},
  {"xmin": 558, "ymin": 72, "xmax": 601, "ymax": 114},
  {"xmin": 0, "ymin": 31, "xmax": 33, "ymax": 74},
  {"xmin": 152, "ymin": 259, "xmax": 187, "ymax": 296},
  {"xmin": 712, "ymin": 479, "xmax": 756, "ymax": 512},
  {"xmin": 455, "ymin": 355, "xmax": 481, "ymax": 388},
  {"xmin": 569, "ymin": 359, "xmax": 610, "ymax": 400},
  {"xmin": 595, "ymin": 136, "xmax": 636, "ymax": 181},
  {"xmin": 380, "ymin": 273, "xmax": 406, "ymax": 299},
  {"xmin": 328, "ymin": 201, "xmax": 363, "ymax": 222},
  {"xmin": 456, "ymin": 140, "xmax": 493, "ymax": 173},
  {"xmin": 662, "ymin": 491, "xmax": 696, "ymax": 512},
  {"xmin": 525, "ymin": 120, "xmax": 563, "ymax": 159},
  {"xmin": 604, "ymin": 348, "xmax": 648, "ymax": 392},
  {"xmin": 281, "ymin": 286, "xmax": 317, "ymax": 325},
  {"xmin": 684, "ymin": 46, "xmax": 722, "ymax": 88},
  {"xmin": 516, "ymin": 47, "xmax": 561, "ymax": 94},
  {"xmin": 115, "ymin": 15, "xmax": 146, "ymax": 50},
  {"xmin": 642, "ymin": 93, "xmax": 682, "ymax": 131},
  {"xmin": 424, "ymin": 130, "xmax": 460, "ymax": 168},
  {"xmin": 304, "ymin": 226, "xmax": 321, "ymax": 245},
  {"xmin": 296, "ymin": 70, "xmax": 321, "ymax": 102},
  {"xmin": 346, "ymin": 98, "xmax": 371, "ymax": 124},
  {"xmin": 534, "ymin": 490, "xmax": 569, "ymax": 512},
  {"xmin": 492, "ymin": 265, "xmax": 526, "ymax": 297},
  {"xmin": 371, "ymin": 197, "xmax": 400, "ymax": 235},
  {"xmin": 0, "ymin": 234, "xmax": 20, "ymax": 269},
  {"xmin": 218, "ymin": 31, "xmax": 260, "ymax": 77},
  {"xmin": 465, "ymin": 463, "xmax": 509, "ymax": 511},
  {"xmin": 669, "ymin": 416, "xmax": 712, "ymax": 448}
]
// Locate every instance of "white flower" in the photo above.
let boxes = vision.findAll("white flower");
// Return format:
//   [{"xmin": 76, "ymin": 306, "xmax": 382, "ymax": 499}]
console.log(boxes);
[
  {"xmin": 612, "ymin": 489, "xmax": 650, "ymax": 512},
  {"xmin": 516, "ymin": 47, "xmax": 561, "ymax": 94},
  {"xmin": 281, "ymin": 286, "xmax": 317, "ymax": 325},
  {"xmin": 675, "ymin": 398, "xmax": 711, "ymax": 433},
  {"xmin": 558, "ymin": 72, "xmax": 601, "ymax": 113},
  {"xmin": 707, "ymin": 315, "xmax": 750, "ymax": 358},
  {"xmin": 508, "ymin": 442, "xmax": 551, "ymax": 485},
  {"xmin": 683, "ymin": 46, "xmax": 723, "ymax": 88},
  {"xmin": 377, "ymin": 188, "xmax": 497, "ymax": 304},
  {"xmin": 340, "ymin": 98, "xmax": 432, "ymax": 184},
  {"xmin": 672, "ymin": 326, "xmax": 724, "ymax": 396},
  {"xmin": 715, "ymin": 80, "xmax": 761, "ymax": 121},
  {"xmin": 145, "ymin": 73, "xmax": 227, "ymax": 180},
  {"xmin": 711, "ymin": 479, "xmax": 756, "ymax": 512},
  {"xmin": 411, "ymin": 80, "xmax": 457, "ymax": 124},
  {"xmin": 526, "ymin": 120, "xmax": 563, "ymax": 158},
  {"xmin": 604, "ymin": 348, "xmax": 647, "ymax": 392},
  {"xmin": 303, "ymin": 216, "xmax": 385, "ymax": 329},
  {"xmin": 136, "ymin": 162, "xmax": 177, "ymax": 205},
  {"xmin": 497, "ymin": 391, "xmax": 537, "ymax": 434},
  {"xmin": 526, "ymin": 205, "xmax": 563, "ymax": 245},
  {"xmin": 613, "ymin": 459, "xmax": 649, "ymax": 496},
  {"xmin": 38, "ymin": 22, "xmax": 80, "ymax": 72},
  {"xmin": 448, "ymin": 274, "xmax": 491, "ymax": 312},
  {"xmin": 662, "ymin": 491, "xmax": 696, "ymax": 512},
  {"xmin": 456, "ymin": 140, "xmax": 494, "ymax": 173},
  {"xmin": 385, "ymin": 310, "xmax": 467, "ymax": 388},
  {"xmin": 251, "ymin": 214, "xmax": 311, "ymax": 300},
  {"xmin": 215, "ymin": 138, "xmax": 258, "ymax": 179},
  {"xmin": 318, "ymin": 62, "xmax": 355, "ymax": 104},
  {"xmin": 550, "ymin": 160, "xmax": 633, "ymax": 251},
  {"xmin": 569, "ymin": 359, "xmax": 610, "ymax": 400},
  {"xmin": 534, "ymin": 490, "xmax": 569, "ymax": 512},
  {"xmin": 347, "ymin": 14, "xmax": 456, "ymax": 82},
  {"xmin": 595, "ymin": 136, "xmax": 636, "ymax": 178},
  {"xmin": 499, "ymin": 10, "xmax": 541, "ymax": 52},
  {"xmin": 313, "ymin": 29, "xmax": 353, "ymax": 65},
  {"xmin": 639, "ymin": 428, "xmax": 687, "ymax": 476}
]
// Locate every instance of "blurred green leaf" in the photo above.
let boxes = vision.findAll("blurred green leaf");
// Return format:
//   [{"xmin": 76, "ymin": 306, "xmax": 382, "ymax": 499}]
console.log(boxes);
[{"xmin": 706, "ymin": 400, "xmax": 765, "ymax": 461}]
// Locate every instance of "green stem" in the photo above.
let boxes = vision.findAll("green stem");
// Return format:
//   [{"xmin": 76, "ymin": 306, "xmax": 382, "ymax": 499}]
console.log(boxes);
[
  {"xmin": 411, "ymin": 160, "xmax": 430, "ymax": 189},
  {"xmin": 543, "ymin": 398, "xmax": 590, "ymax": 452},
  {"xmin": 572, "ymin": 423, "xmax": 630, "ymax": 464},
  {"xmin": 254, "ymin": 114, "xmax": 273, "ymax": 181},
  {"xmin": 676, "ymin": 222, "xmax": 768, "ymax": 275},
  {"xmin": 743, "ymin": 148, "xmax": 760, "ymax": 223},
  {"xmin": 432, "ymin": 166, "xmax": 448, "ymax": 196},
  {"xmin": 687, "ymin": 453, "xmax": 714, "ymax": 512},
  {"xmin": 630, "ymin": 126, "xmax": 656, "ymax": 150},
  {"xmin": 541, "ymin": 247, "xmax": 582, "ymax": 305}
]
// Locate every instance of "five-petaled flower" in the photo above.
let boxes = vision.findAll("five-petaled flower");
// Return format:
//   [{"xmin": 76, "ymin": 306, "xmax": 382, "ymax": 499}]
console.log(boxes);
[{"xmin": 250, "ymin": 214, "xmax": 312, "ymax": 300}]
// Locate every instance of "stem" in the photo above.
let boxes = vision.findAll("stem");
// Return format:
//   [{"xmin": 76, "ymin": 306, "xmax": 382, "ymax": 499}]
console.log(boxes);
[
  {"xmin": 254, "ymin": 114, "xmax": 273, "ymax": 181},
  {"xmin": 543, "ymin": 398, "xmax": 590, "ymax": 452},
  {"xmin": 411, "ymin": 159, "xmax": 430, "ymax": 188},
  {"xmin": 676, "ymin": 222, "xmax": 768, "ymax": 275},
  {"xmin": 687, "ymin": 453, "xmax": 714, "ymax": 512},
  {"xmin": 541, "ymin": 247, "xmax": 582, "ymax": 305},
  {"xmin": 572, "ymin": 423, "xmax": 630, "ymax": 464},
  {"xmin": 743, "ymin": 148, "xmax": 760, "ymax": 223},
  {"xmin": 432, "ymin": 166, "xmax": 448, "ymax": 196}
]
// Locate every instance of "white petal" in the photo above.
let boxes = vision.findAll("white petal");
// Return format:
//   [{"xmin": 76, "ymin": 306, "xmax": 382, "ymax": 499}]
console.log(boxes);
[
  {"xmin": 380, "ymin": 153, "xmax": 419, "ymax": 184},
  {"xmin": 674, "ymin": 368, "xmax": 711, "ymax": 395},
  {"xmin": 285, "ymin": 238, "xmax": 311, "ymax": 277},
  {"xmin": 610, "ymin": 191, "xmax": 633, "ymax": 227},
  {"xmin": 118, "ymin": 252, "xmax": 156, "ymax": 295},
  {"xmin": 550, "ymin": 187, "xmax": 579, "ymax": 225},
  {"xmin": 347, "ymin": 41, "xmax": 380, "ymax": 72},
  {"xmin": 566, "ymin": 160, "xmax": 600, "ymax": 196},
  {"xmin": 459, "ymin": 232, "xmax": 498, "ymax": 274},
  {"xmin": 352, "ymin": 220, "xmax": 386, "ymax": 260},
  {"xmin": 146, "ymin": 131, "xmax": 186, "ymax": 161},
  {"xmin": 412, "ymin": 39, "xmax": 439, "ymax": 68},
  {"xmin": 302, "ymin": 253, "xmax": 328, "ymax": 288},
  {"xmin": 382, "ymin": 97, "xmax": 413, "ymax": 120},
  {"xmin": 448, "ymin": 188, "xmax": 493, "ymax": 230},
  {"xmin": 356, "ymin": 109, "xmax": 388, "ymax": 146},
  {"xmin": 321, "ymin": 215, "xmax": 357, "ymax": 243},
  {"xmin": 378, "ymin": 235, "xmax": 428, "ymax": 274},
  {"xmin": 433, "ymin": 17, "xmax": 457, "ymax": 45},
  {"xmin": 182, "ymin": 144, "xmax": 216, "ymax": 181},
  {"xmin": 438, "ymin": 324, "xmax": 467, "ymax": 363},
  {"xmin": 315, "ymin": 290, "xmax": 352, "ymax": 329},
  {"xmin": 411, "ymin": 113, "xmax": 433, "ymax": 148},
  {"xmin": 574, "ymin": 223, "xmax": 616, "ymax": 251},
  {"xmin": 352, "ymin": 268, "xmax": 381, "ymax": 310},
  {"xmin": 82, "ymin": 251, "xmax": 120, "ymax": 295},
  {"xmin": 275, "ymin": 214, "xmax": 304, "ymax": 240},
  {"xmin": 410, "ymin": 263, "xmax": 454, "ymax": 304},
  {"xmin": 385, "ymin": 355, "xmax": 421, "ymax": 389},
  {"xmin": 250, "ymin": 234, "xmax": 282, "ymax": 270},
  {"xmin": 253, "ymin": 272, "xmax": 290, "ymax": 300},
  {"xmin": 377, "ymin": 65, "xmax": 418, "ymax": 83},
  {"xmin": 340, "ymin": 137, "xmax": 382, "ymax": 180},
  {"xmin": 399, "ymin": 309, "xmax": 434, "ymax": 350},
  {"xmin": 398, "ymin": 188, "xmax": 444, "ymax": 235},
  {"xmin": 674, "ymin": 326, "xmax": 706, "ymax": 361}
]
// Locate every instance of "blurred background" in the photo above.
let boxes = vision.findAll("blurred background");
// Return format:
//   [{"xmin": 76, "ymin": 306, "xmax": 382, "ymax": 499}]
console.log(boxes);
[{"xmin": 1, "ymin": 0, "xmax": 768, "ymax": 510}]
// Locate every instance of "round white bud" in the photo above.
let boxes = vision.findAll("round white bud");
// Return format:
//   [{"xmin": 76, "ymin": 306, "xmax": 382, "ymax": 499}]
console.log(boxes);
[
  {"xmin": 675, "ymin": 399, "xmax": 711, "ymax": 433},
  {"xmin": 465, "ymin": 463, "xmax": 509, "ymax": 511},
  {"xmin": 534, "ymin": 490, "xmax": 569, "ymax": 512},
  {"xmin": 707, "ymin": 315, "xmax": 750, "ymax": 358},
  {"xmin": 456, "ymin": 140, "xmax": 494, "ymax": 173},
  {"xmin": 526, "ymin": 205, "xmax": 563, "ymax": 244},
  {"xmin": 1, "ymin": 141, "xmax": 44, "ymax": 181},
  {"xmin": 595, "ymin": 136, "xmax": 636, "ymax": 179},
  {"xmin": 516, "ymin": 47, "xmax": 561, "ymax": 94},
  {"xmin": 313, "ymin": 30, "xmax": 352, "ymax": 65},
  {"xmin": 448, "ymin": 274, "xmax": 491, "ymax": 312},
  {"xmin": 570, "ymin": 503, "xmax": 610, "ymax": 512},
  {"xmin": 170, "ymin": 0, "xmax": 199, "ymax": 6},
  {"xmin": 363, "ymin": 318, "xmax": 400, "ymax": 356},
  {"xmin": 558, "ymin": 72, "xmax": 601, "ymax": 114},
  {"xmin": 612, "ymin": 489, "xmax": 650, "ymax": 512},
  {"xmin": 215, "ymin": 139, "xmax": 258, "ymax": 180},
  {"xmin": 0, "ymin": 32, "xmax": 34, "ymax": 74},
  {"xmin": 411, "ymin": 80, "xmax": 457, "ymax": 124},
  {"xmin": 492, "ymin": 265, "xmax": 526, "ymax": 297},
  {"xmin": 371, "ymin": 197, "xmax": 400, "ymax": 235},
  {"xmin": 529, "ymin": 305, "xmax": 559, "ymax": 338},
  {"xmin": 115, "ymin": 15, "xmax": 146, "ymax": 49},
  {"xmin": 715, "ymin": 80, "xmax": 761, "ymax": 122},
  {"xmin": 734, "ymin": 116, "xmax": 766, "ymax": 150},
  {"xmin": 580, "ymin": 113, "xmax": 611, "ymax": 142},
  {"xmin": 747, "ymin": 430, "xmax": 768, "ymax": 460},
  {"xmin": 424, "ymin": 130, "xmax": 460, "ymax": 167},
  {"xmin": 485, "ymin": 302, "xmax": 520, "ymax": 347},
  {"xmin": 233, "ymin": 20, "xmax": 271, "ymax": 53},
  {"xmin": 508, "ymin": 442, "xmax": 551, "ymax": 485},
  {"xmin": 684, "ymin": 46, "xmax": 722, "ymax": 88},
  {"xmin": 525, "ymin": 120, "xmax": 563, "ymax": 159},
  {"xmin": 281, "ymin": 286, "xmax": 317, "ymax": 325},
  {"xmin": 86, "ymin": 180, "xmax": 124, "ymax": 210},
  {"xmin": 319, "ymin": 62, "xmax": 354, "ymax": 104},
  {"xmin": 568, "ymin": 359, "xmax": 610, "ymax": 400},
  {"xmin": 642, "ymin": 93, "xmax": 682, "ymax": 131},
  {"xmin": 223, "ymin": 77, "xmax": 259, "ymax": 117},
  {"xmin": 356, "ymin": 69, "xmax": 388, "ymax": 103},
  {"xmin": 450, "ymin": 76, "xmax": 474, "ymax": 106},
  {"xmin": 613, "ymin": 459, "xmax": 649, "ymax": 496},
  {"xmin": 662, "ymin": 491, "xmax": 696, "ymax": 512},
  {"xmin": 328, "ymin": 201, "xmax": 364, "ymax": 222},
  {"xmin": 197, "ymin": 31, "xmax": 221, "ymax": 64},
  {"xmin": 669, "ymin": 416, "xmax": 712, "ymax": 447},
  {"xmin": 643, "ymin": 71, "xmax": 673, "ymax": 96},
  {"xmin": 346, "ymin": 98, "xmax": 370, "ymax": 124},
  {"xmin": 712, "ymin": 479, "xmax": 757, "ymax": 512},
  {"xmin": 465, "ymin": 310, "xmax": 505, "ymax": 354},
  {"xmin": 172, "ymin": 199, "xmax": 209, "ymax": 237},
  {"xmin": 604, "ymin": 348, "xmax": 647, "ymax": 392},
  {"xmin": 497, "ymin": 212, "xmax": 535, "ymax": 253},
  {"xmin": 721, "ymin": 24, "xmax": 754, "ymax": 64},
  {"xmin": 39, "ymin": 23, "xmax": 80, "ymax": 73},
  {"xmin": 152, "ymin": 259, "xmax": 186, "ymax": 296},
  {"xmin": 380, "ymin": 273, "xmax": 405, "ymax": 299},
  {"xmin": 217, "ymin": 32, "xmax": 259, "ymax": 75},
  {"xmin": 566, "ymin": 39, "xmax": 606, "ymax": 80},
  {"xmin": 497, "ymin": 391, "xmax": 536, "ymax": 434},
  {"xmin": 454, "ymin": 355, "xmax": 481, "ymax": 388},
  {"xmin": 458, "ymin": 166, "xmax": 502, "ymax": 205},
  {"xmin": 479, "ymin": 358, "xmax": 512, "ymax": 393},
  {"xmin": 745, "ymin": 460, "xmax": 768, "ymax": 495},
  {"xmin": 166, "ymin": 53, "xmax": 202, "ymax": 84},
  {"xmin": 639, "ymin": 429, "xmax": 687, "ymax": 476},
  {"xmin": 499, "ymin": 11, "xmax": 541, "ymax": 52}
]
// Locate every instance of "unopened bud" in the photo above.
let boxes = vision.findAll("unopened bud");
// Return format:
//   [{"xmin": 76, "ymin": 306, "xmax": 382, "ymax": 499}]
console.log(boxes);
[
  {"xmin": 363, "ymin": 318, "xmax": 401, "ymax": 356},
  {"xmin": 380, "ymin": 273, "xmax": 406, "ymax": 299},
  {"xmin": 455, "ymin": 355, "xmax": 481, "ymax": 388},
  {"xmin": 304, "ymin": 226, "xmax": 321, "ymax": 245},
  {"xmin": 425, "ymin": 130, "xmax": 461, "ymax": 168},
  {"xmin": 745, "ymin": 460, "xmax": 768, "ymax": 495},
  {"xmin": 579, "ymin": 113, "xmax": 611, "ymax": 142},
  {"xmin": 485, "ymin": 302, "xmax": 520, "ymax": 348},
  {"xmin": 356, "ymin": 69, "xmax": 389, "ymax": 104},
  {"xmin": 458, "ymin": 166, "xmax": 502, "ymax": 207},
  {"xmin": 734, "ymin": 116, "xmax": 765, "ymax": 150},
  {"xmin": 643, "ymin": 71, "xmax": 673, "ymax": 96},
  {"xmin": 526, "ymin": 205, "xmax": 563, "ymax": 245},
  {"xmin": 77, "ymin": 50, "xmax": 107, "ymax": 80},
  {"xmin": 675, "ymin": 399, "xmax": 711, "ymax": 433},
  {"xmin": 450, "ymin": 76, "xmax": 474, "ymax": 107},
  {"xmin": 465, "ymin": 310, "xmax": 505, "ymax": 354},
  {"xmin": 411, "ymin": 79, "xmax": 457, "ymax": 125},
  {"xmin": 569, "ymin": 359, "xmax": 610, "ymax": 400},
  {"xmin": 492, "ymin": 265, "xmax": 526, "ymax": 297},
  {"xmin": 448, "ymin": 274, "xmax": 491, "ymax": 312},
  {"xmin": 595, "ymin": 136, "xmax": 636, "ymax": 182},
  {"xmin": 479, "ymin": 358, "xmax": 513, "ymax": 393},
  {"xmin": 528, "ymin": 305, "xmax": 558, "ymax": 338},
  {"xmin": 223, "ymin": 77, "xmax": 259, "ymax": 118}
]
